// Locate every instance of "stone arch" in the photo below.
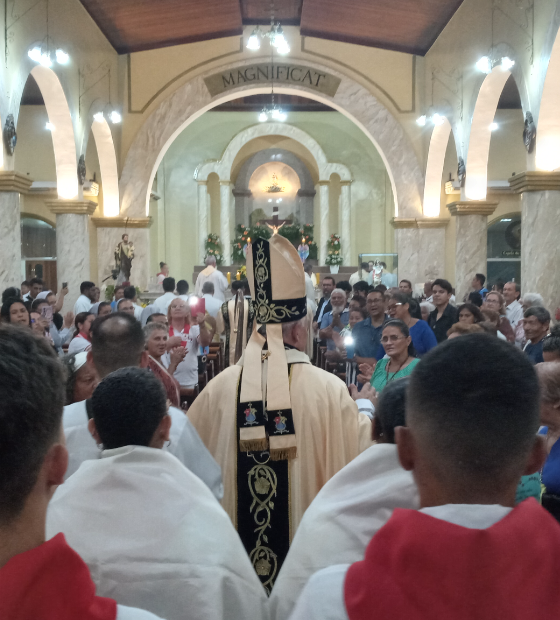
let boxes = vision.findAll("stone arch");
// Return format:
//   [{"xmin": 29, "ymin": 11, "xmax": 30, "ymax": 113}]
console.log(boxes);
[
  {"xmin": 26, "ymin": 65, "xmax": 78, "ymax": 199},
  {"xmin": 119, "ymin": 58, "xmax": 424, "ymax": 219},
  {"xmin": 90, "ymin": 116, "xmax": 120, "ymax": 217},
  {"xmin": 536, "ymin": 26, "xmax": 560, "ymax": 170},
  {"xmin": 465, "ymin": 66, "xmax": 516, "ymax": 200},
  {"xmin": 195, "ymin": 122, "xmax": 351, "ymax": 183},
  {"xmin": 423, "ymin": 118, "xmax": 455, "ymax": 217}
]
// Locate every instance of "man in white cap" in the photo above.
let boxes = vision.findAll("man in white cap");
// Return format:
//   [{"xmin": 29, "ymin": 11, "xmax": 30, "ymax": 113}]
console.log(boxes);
[{"xmin": 187, "ymin": 235, "xmax": 374, "ymax": 593}]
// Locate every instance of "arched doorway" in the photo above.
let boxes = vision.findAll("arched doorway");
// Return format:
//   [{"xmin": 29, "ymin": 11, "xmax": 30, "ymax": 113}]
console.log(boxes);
[{"xmin": 487, "ymin": 213, "xmax": 521, "ymax": 287}]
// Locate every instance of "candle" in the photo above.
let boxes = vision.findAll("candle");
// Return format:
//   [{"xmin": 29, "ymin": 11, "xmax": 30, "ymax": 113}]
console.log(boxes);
[
  {"xmin": 248, "ymin": 237, "xmax": 251, "ymax": 244},
  {"xmin": 227, "ymin": 271, "xmax": 231, "ymax": 285},
  {"xmin": 236, "ymin": 271, "xmax": 241, "ymax": 281},
  {"xmin": 302, "ymin": 237, "xmax": 305, "ymax": 243}
]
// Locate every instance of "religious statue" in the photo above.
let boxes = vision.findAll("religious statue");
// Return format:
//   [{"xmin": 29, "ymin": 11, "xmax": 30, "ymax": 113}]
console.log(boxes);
[
  {"xmin": 114, "ymin": 233, "xmax": 135, "ymax": 284},
  {"xmin": 457, "ymin": 157, "xmax": 466, "ymax": 188},
  {"xmin": 77, "ymin": 155, "xmax": 87, "ymax": 186},
  {"xmin": 3, "ymin": 114, "xmax": 17, "ymax": 156},
  {"xmin": 371, "ymin": 260, "xmax": 383, "ymax": 286},
  {"xmin": 523, "ymin": 112, "xmax": 537, "ymax": 154}
]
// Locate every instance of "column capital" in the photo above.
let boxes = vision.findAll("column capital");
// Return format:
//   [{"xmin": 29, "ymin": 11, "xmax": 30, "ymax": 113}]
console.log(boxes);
[
  {"xmin": 0, "ymin": 171, "xmax": 33, "ymax": 193},
  {"xmin": 508, "ymin": 171, "xmax": 560, "ymax": 193},
  {"xmin": 317, "ymin": 180, "xmax": 330, "ymax": 186},
  {"xmin": 197, "ymin": 180, "xmax": 208, "ymax": 186},
  {"xmin": 46, "ymin": 199, "xmax": 97, "ymax": 215},
  {"xmin": 416, "ymin": 217, "xmax": 451, "ymax": 228},
  {"xmin": 340, "ymin": 180, "xmax": 353, "ymax": 187},
  {"xmin": 447, "ymin": 201, "xmax": 498, "ymax": 216},
  {"xmin": 391, "ymin": 217, "xmax": 417, "ymax": 229},
  {"xmin": 219, "ymin": 179, "xmax": 233, "ymax": 186},
  {"xmin": 92, "ymin": 216, "xmax": 153, "ymax": 229}
]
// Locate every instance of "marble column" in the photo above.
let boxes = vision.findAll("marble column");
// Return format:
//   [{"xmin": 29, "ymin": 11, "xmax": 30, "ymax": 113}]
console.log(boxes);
[
  {"xmin": 416, "ymin": 218, "xmax": 450, "ymax": 283},
  {"xmin": 46, "ymin": 200, "xmax": 97, "ymax": 310},
  {"xmin": 92, "ymin": 217, "xmax": 153, "ymax": 292},
  {"xmin": 220, "ymin": 181, "xmax": 232, "ymax": 264},
  {"xmin": 197, "ymin": 181, "xmax": 209, "ymax": 264},
  {"xmin": 391, "ymin": 218, "xmax": 420, "ymax": 287},
  {"xmin": 447, "ymin": 201, "xmax": 497, "ymax": 302},
  {"xmin": 339, "ymin": 181, "xmax": 352, "ymax": 265},
  {"xmin": 509, "ymin": 172, "xmax": 560, "ymax": 311},
  {"xmin": 0, "ymin": 172, "xmax": 33, "ymax": 290},
  {"xmin": 317, "ymin": 181, "xmax": 330, "ymax": 265}
]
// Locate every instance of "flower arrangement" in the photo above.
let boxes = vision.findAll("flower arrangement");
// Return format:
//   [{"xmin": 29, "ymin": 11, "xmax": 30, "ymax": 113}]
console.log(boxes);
[
  {"xmin": 232, "ymin": 222, "xmax": 317, "ymax": 263},
  {"xmin": 325, "ymin": 234, "xmax": 343, "ymax": 266},
  {"xmin": 205, "ymin": 233, "xmax": 224, "ymax": 266}
]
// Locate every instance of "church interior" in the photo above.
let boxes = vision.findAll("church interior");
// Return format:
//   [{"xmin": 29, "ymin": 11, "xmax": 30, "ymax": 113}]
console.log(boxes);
[
  {"xmin": 4, "ymin": 1, "xmax": 560, "ymax": 618},
  {"xmin": 2, "ymin": 0, "xmax": 554, "ymax": 307}
]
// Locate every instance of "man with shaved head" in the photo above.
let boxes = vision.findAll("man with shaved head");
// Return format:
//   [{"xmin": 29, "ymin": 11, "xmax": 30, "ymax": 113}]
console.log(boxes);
[{"xmin": 290, "ymin": 335, "xmax": 560, "ymax": 619}]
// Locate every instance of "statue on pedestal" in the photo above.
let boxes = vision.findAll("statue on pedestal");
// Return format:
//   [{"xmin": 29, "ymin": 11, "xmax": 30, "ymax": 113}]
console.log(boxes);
[{"xmin": 114, "ymin": 234, "xmax": 135, "ymax": 284}]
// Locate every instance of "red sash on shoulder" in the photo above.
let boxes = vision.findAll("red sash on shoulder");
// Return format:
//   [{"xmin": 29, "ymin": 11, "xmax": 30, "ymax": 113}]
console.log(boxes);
[
  {"xmin": 345, "ymin": 499, "xmax": 560, "ymax": 620},
  {"xmin": 170, "ymin": 323, "xmax": 190, "ymax": 347},
  {"xmin": 0, "ymin": 533, "xmax": 117, "ymax": 620}
]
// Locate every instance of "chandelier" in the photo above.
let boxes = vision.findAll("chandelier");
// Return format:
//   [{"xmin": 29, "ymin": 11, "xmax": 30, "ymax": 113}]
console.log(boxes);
[
  {"xmin": 247, "ymin": 21, "xmax": 290, "ymax": 55},
  {"xmin": 264, "ymin": 173, "xmax": 285, "ymax": 193},
  {"xmin": 258, "ymin": 93, "xmax": 287, "ymax": 122}
]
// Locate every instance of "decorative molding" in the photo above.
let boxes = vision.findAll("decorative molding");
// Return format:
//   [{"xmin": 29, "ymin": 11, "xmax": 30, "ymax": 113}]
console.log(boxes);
[
  {"xmin": 447, "ymin": 201, "xmax": 498, "ymax": 216},
  {"xmin": 0, "ymin": 171, "xmax": 33, "ymax": 193},
  {"xmin": 46, "ymin": 200, "xmax": 97, "ymax": 215},
  {"xmin": 391, "ymin": 217, "xmax": 418, "ymax": 229},
  {"xmin": 391, "ymin": 217, "xmax": 451, "ymax": 229},
  {"xmin": 317, "ymin": 180, "xmax": 330, "ymax": 186},
  {"xmin": 300, "ymin": 37, "xmax": 415, "ymax": 114},
  {"xmin": 508, "ymin": 171, "xmax": 560, "ymax": 193},
  {"xmin": 92, "ymin": 216, "xmax": 153, "ymax": 228},
  {"xmin": 297, "ymin": 188, "xmax": 316, "ymax": 197},
  {"xmin": 127, "ymin": 39, "xmax": 244, "ymax": 114},
  {"xmin": 340, "ymin": 180, "xmax": 352, "ymax": 187},
  {"xmin": 233, "ymin": 188, "xmax": 252, "ymax": 197},
  {"xmin": 416, "ymin": 218, "xmax": 450, "ymax": 228}
]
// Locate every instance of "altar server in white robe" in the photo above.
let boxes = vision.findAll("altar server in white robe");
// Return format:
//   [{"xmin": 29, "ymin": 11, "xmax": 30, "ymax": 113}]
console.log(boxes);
[
  {"xmin": 62, "ymin": 312, "xmax": 223, "ymax": 500},
  {"xmin": 48, "ymin": 367, "xmax": 267, "ymax": 620},
  {"xmin": 269, "ymin": 378, "xmax": 418, "ymax": 620}
]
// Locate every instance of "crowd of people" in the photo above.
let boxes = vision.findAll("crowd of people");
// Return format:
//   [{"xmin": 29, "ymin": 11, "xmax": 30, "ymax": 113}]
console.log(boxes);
[{"xmin": 2, "ymin": 249, "xmax": 560, "ymax": 620}]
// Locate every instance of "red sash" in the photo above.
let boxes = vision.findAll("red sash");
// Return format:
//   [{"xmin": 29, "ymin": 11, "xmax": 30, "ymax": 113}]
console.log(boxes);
[
  {"xmin": 169, "ymin": 323, "xmax": 190, "ymax": 347},
  {"xmin": 345, "ymin": 499, "xmax": 560, "ymax": 620},
  {"xmin": 0, "ymin": 533, "xmax": 117, "ymax": 620}
]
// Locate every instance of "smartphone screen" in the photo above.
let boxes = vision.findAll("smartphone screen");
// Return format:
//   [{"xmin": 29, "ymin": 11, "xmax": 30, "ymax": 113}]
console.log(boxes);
[
  {"xmin": 62, "ymin": 282, "xmax": 68, "ymax": 289},
  {"xmin": 41, "ymin": 305, "xmax": 53, "ymax": 323},
  {"xmin": 188, "ymin": 296, "xmax": 205, "ymax": 317}
]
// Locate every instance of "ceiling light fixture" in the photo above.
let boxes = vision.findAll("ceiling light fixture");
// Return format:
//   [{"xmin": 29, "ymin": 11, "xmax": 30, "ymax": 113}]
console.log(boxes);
[
  {"xmin": 416, "ymin": 115, "xmax": 427, "ymax": 127},
  {"xmin": 431, "ymin": 113, "xmax": 445, "ymax": 125},
  {"xmin": 93, "ymin": 112, "xmax": 104, "ymax": 122},
  {"xmin": 109, "ymin": 110, "xmax": 122, "ymax": 124},
  {"xmin": 55, "ymin": 49, "xmax": 69, "ymax": 64},
  {"xmin": 246, "ymin": 0, "xmax": 290, "ymax": 55},
  {"xmin": 476, "ymin": 55, "xmax": 515, "ymax": 74},
  {"xmin": 490, "ymin": 122, "xmax": 499, "ymax": 131},
  {"xmin": 45, "ymin": 122, "xmax": 55, "ymax": 131}
]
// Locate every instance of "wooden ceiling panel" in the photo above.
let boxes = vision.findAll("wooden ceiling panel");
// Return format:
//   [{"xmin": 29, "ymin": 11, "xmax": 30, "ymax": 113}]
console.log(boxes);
[
  {"xmin": 79, "ymin": 0, "xmax": 243, "ymax": 54},
  {"xmin": 300, "ymin": 0, "xmax": 465, "ymax": 56},
  {"xmin": 241, "ymin": 0, "xmax": 303, "ymax": 25}
]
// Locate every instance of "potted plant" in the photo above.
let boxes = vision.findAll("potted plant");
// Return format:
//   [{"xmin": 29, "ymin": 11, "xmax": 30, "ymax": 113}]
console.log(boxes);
[{"xmin": 325, "ymin": 234, "xmax": 343, "ymax": 274}]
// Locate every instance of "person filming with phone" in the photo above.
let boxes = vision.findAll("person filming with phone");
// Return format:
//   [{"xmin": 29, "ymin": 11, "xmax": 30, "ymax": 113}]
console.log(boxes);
[{"xmin": 163, "ymin": 297, "xmax": 211, "ymax": 389}]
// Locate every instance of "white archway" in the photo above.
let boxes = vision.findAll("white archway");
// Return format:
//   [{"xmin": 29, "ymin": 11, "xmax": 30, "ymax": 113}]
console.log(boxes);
[
  {"xmin": 29, "ymin": 65, "xmax": 78, "ymax": 199},
  {"xmin": 195, "ymin": 122, "xmax": 351, "ymax": 182},
  {"xmin": 119, "ymin": 58, "xmax": 424, "ymax": 220},
  {"xmin": 465, "ymin": 66, "xmax": 513, "ymax": 200},
  {"xmin": 90, "ymin": 117, "xmax": 120, "ymax": 216},
  {"xmin": 536, "ymin": 29, "xmax": 560, "ymax": 170},
  {"xmin": 423, "ymin": 118, "xmax": 453, "ymax": 217}
]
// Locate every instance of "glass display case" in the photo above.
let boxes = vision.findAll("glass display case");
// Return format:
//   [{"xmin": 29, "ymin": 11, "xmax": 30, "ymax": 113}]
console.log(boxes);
[{"xmin": 357, "ymin": 253, "xmax": 399, "ymax": 287}]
